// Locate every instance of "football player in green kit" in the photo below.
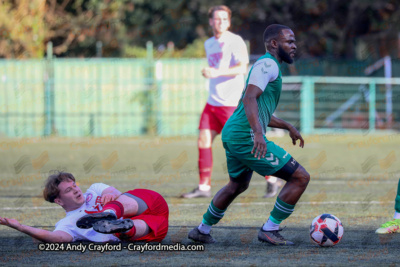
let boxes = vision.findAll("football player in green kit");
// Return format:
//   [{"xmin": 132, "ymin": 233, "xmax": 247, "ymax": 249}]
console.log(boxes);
[
  {"xmin": 376, "ymin": 178, "xmax": 400, "ymax": 234},
  {"xmin": 188, "ymin": 24, "xmax": 310, "ymax": 246}
]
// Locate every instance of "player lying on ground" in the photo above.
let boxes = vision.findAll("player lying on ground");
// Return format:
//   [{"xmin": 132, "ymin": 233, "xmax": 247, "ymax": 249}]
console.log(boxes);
[
  {"xmin": 0, "ymin": 172, "xmax": 169, "ymax": 243},
  {"xmin": 376, "ymin": 178, "xmax": 400, "ymax": 234},
  {"xmin": 188, "ymin": 24, "xmax": 310, "ymax": 246}
]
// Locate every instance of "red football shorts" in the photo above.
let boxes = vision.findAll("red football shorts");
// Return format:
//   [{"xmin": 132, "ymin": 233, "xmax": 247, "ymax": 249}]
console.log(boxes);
[
  {"xmin": 115, "ymin": 189, "xmax": 169, "ymax": 242},
  {"xmin": 198, "ymin": 103, "xmax": 237, "ymax": 134}
]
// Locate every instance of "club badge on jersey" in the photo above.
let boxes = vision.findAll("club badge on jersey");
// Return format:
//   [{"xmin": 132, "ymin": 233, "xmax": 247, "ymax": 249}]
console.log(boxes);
[{"xmin": 86, "ymin": 193, "xmax": 93, "ymax": 203}]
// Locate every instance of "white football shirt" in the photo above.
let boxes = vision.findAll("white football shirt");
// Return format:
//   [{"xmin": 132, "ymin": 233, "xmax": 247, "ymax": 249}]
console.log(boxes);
[
  {"xmin": 204, "ymin": 31, "xmax": 249, "ymax": 107},
  {"xmin": 54, "ymin": 183, "xmax": 120, "ymax": 242}
]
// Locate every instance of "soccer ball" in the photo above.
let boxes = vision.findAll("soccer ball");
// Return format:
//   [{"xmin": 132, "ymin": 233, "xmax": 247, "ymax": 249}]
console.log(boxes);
[{"xmin": 310, "ymin": 214, "xmax": 344, "ymax": 247}]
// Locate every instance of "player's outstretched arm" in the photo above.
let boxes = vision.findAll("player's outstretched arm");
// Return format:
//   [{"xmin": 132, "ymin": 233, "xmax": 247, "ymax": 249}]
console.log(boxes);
[
  {"xmin": 243, "ymin": 84, "xmax": 266, "ymax": 159},
  {"xmin": 0, "ymin": 216, "xmax": 73, "ymax": 243},
  {"xmin": 268, "ymin": 115, "xmax": 304, "ymax": 148},
  {"xmin": 202, "ymin": 62, "xmax": 248, "ymax": 78}
]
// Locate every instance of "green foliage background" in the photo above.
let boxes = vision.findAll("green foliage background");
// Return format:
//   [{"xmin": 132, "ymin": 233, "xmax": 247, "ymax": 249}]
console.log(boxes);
[{"xmin": 0, "ymin": 0, "xmax": 399, "ymax": 59}]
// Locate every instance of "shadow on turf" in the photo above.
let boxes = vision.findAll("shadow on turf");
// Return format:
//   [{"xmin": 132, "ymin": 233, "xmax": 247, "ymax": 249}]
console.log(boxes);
[
  {"xmin": 1, "ymin": 226, "xmax": 400, "ymax": 266},
  {"xmin": 2, "ymin": 226, "xmax": 400, "ymax": 249}
]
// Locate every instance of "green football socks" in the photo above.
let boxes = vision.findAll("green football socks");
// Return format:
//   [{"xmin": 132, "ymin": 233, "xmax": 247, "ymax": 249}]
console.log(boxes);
[
  {"xmin": 202, "ymin": 201, "xmax": 226, "ymax": 226},
  {"xmin": 269, "ymin": 197, "xmax": 295, "ymax": 224}
]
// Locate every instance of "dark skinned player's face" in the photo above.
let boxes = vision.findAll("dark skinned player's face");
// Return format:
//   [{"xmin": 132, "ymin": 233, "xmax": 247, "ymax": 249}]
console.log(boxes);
[{"xmin": 277, "ymin": 29, "xmax": 297, "ymax": 64}]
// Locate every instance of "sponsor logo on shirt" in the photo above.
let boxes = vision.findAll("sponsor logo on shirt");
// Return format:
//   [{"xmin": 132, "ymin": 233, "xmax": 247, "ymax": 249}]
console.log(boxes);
[
  {"xmin": 92, "ymin": 203, "xmax": 102, "ymax": 212},
  {"xmin": 95, "ymin": 196, "xmax": 102, "ymax": 205},
  {"xmin": 261, "ymin": 62, "xmax": 271, "ymax": 74},
  {"xmin": 208, "ymin": 52, "xmax": 223, "ymax": 67},
  {"xmin": 86, "ymin": 193, "xmax": 93, "ymax": 203}
]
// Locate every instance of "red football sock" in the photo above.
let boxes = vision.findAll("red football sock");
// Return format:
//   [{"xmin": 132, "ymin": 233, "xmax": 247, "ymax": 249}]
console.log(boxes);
[
  {"xmin": 199, "ymin": 148, "xmax": 212, "ymax": 186},
  {"xmin": 103, "ymin": 201, "xmax": 124, "ymax": 219}
]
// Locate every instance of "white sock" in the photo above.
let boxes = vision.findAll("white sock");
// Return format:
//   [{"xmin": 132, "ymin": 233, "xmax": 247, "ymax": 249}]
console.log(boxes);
[
  {"xmin": 103, "ymin": 209, "xmax": 116, "ymax": 216},
  {"xmin": 198, "ymin": 223, "xmax": 211, "ymax": 234},
  {"xmin": 262, "ymin": 218, "xmax": 280, "ymax": 231},
  {"xmin": 394, "ymin": 211, "xmax": 400, "ymax": 219},
  {"xmin": 266, "ymin": 176, "xmax": 277, "ymax": 183},
  {"xmin": 199, "ymin": 184, "xmax": 211, "ymax": 191}
]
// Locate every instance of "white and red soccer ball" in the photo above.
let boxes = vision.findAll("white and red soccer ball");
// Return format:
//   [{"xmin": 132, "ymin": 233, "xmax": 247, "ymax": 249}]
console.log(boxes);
[{"xmin": 310, "ymin": 214, "xmax": 344, "ymax": 247}]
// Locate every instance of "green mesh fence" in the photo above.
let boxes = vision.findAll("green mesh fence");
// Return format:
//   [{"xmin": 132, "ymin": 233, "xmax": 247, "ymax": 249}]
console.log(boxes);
[
  {"xmin": 0, "ymin": 60, "xmax": 45, "ymax": 137},
  {"xmin": 52, "ymin": 59, "xmax": 149, "ymax": 137},
  {"xmin": 0, "ymin": 59, "xmax": 399, "ymax": 137},
  {"xmin": 0, "ymin": 59, "xmax": 209, "ymax": 137}
]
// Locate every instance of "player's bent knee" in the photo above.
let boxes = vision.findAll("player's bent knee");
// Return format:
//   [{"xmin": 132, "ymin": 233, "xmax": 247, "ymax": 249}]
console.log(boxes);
[
  {"xmin": 198, "ymin": 140, "xmax": 211, "ymax": 148},
  {"xmin": 236, "ymin": 182, "xmax": 249, "ymax": 194},
  {"xmin": 301, "ymin": 171, "xmax": 311, "ymax": 186},
  {"xmin": 226, "ymin": 181, "xmax": 249, "ymax": 195},
  {"xmin": 198, "ymin": 134, "xmax": 211, "ymax": 148},
  {"xmin": 298, "ymin": 171, "xmax": 310, "ymax": 188},
  {"xmin": 132, "ymin": 219, "xmax": 150, "ymax": 239},
  {"xmin": 290, "ymin": 166, "xmax": 310, "ymax": 188}
]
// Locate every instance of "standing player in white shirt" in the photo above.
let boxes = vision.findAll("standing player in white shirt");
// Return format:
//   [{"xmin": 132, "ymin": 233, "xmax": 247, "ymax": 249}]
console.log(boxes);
[
  {"xmin": 182, "ymin": 5, "xmax": 248, "ymax": 198},
  {"xmin": 182, "ymin": 5, "xmax": 279, "ymax": 198},
  {"xmin": 0, "ymin": 172, "xmax": 169, "ymax": 243}
]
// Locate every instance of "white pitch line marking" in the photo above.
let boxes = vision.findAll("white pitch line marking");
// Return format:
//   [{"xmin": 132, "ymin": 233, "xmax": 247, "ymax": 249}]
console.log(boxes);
[
  {"xmin": 169, "ymin": 201, "xmax": 393, "ymax": 207},
  {"xmin": 1, "ymin": 201, "xmax": 393, "ymax": 210}
]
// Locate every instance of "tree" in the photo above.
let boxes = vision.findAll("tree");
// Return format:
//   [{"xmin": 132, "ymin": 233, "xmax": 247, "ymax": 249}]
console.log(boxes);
[
  {"xmin": 0, "ymin": 0, "xmax": 399, "ymax": 59},
  {"xmin": 0, "ymin": 0, "xmax": 46, "ymax": 58},
  {"xmin": 0, "ymin": 0, "xmax": 126, "ymax": 58}
]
